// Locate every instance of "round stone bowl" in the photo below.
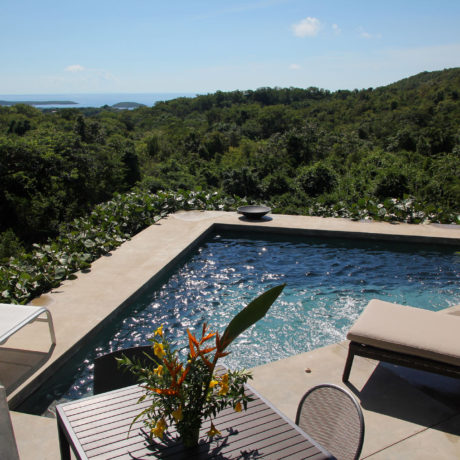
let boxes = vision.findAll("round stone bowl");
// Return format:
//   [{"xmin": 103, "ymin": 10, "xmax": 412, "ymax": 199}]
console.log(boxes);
[{"xmin": 237, "ymin": 205, "xmax": 271, "ymax": 219}]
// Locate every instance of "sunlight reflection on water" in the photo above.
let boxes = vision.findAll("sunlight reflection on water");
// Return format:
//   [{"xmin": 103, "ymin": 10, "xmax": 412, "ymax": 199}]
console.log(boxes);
[{"xmin": 20, "ymin": 231, "xmax": 459, "ymax": 415}]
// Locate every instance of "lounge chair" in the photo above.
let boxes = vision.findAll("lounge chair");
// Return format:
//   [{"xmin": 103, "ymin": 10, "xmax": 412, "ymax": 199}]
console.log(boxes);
[
  {"xmin": 342, "ymin": 299, "xmax": 460, "ymax": 383},
  {"xmin": 0, "ymin": 303, "xmax": 56, "ymax": 346}
]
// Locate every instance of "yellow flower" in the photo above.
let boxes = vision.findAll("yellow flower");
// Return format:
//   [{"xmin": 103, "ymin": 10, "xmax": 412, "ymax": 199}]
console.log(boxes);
[
  {"xmin": 207, "ymin": 422, "xmax": 221, "ymax": 438},
  {"xmin": 153, "ymin": 342, "xmax": 165, "ymax": 359},
  {"xmin": 209, "ymin": 379, "xmax": 219, "ymax": 389},
  {"xmin": 151, "ymin": 418, "xmax": 167, "ymax": 439},
  {"xmin": 218, "ymin": 384, "xmax": 229, "ymax": 396},
  {"xmin": 172, "ymin": 406, "xmax": 183, "ymax": 422},
  {"xmin": 153, "ymin": 365, "xmax": 163, "ymax": 376},
  {"xmin": 154, "ymin": 324, "xmax": 163, "ymax": 337},
  {"xmin": 234, "ymin": 402, "xmax": 242, "ymax": 412},
  {"xmin": 217, "ymin": 373, "xmax": 229, "ymax": 395}
]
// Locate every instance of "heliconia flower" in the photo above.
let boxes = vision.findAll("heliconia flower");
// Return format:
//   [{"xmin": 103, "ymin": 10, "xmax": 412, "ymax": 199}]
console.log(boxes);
[
  {"xmin": 172, "ymin": 406, "xmax": 183, "ymax": 422},
  {"xmin": 234, "ymin": 402, "xmax": 242, "ymax": 412},
  {"xmin": 154, "ymin": 324, "xmax": 163, "ymax": 337},
  {"xmin": 199, "ymin": 323, "xmax": 216, "ymax": 345},
  {"xmin": 151, "ymin": 418, "xmax": 167, "ymax": 439},
  {"xmin": 152, "ymin": 387, "xmax": 179, "ymax": 396},
  {"xmin": 209, "ymin": 379, "xmax": 219, "ymax": 388},
  {"xmin": 153, "ymin": 342, "xmax": 165, "ymax": 359},
  {"xmin": 177, "ymin": 366, "xmax": 190, "ymax": 386},
  {"xmin": 200, "ymin": 353, "xmax": 213, "ymax": 370},
  {"xmin": 153, "ymin": 365, "xmax": 163, "ymax": 376},
  {"xmin": 207, "ymin": 422, "xmax": 221, "ymax": 438}
]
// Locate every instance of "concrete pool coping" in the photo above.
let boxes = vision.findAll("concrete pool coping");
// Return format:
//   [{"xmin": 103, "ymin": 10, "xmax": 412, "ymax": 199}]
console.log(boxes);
[{"xmin": 1, "ymin": 211, "xmax": 460, "ymax": 458}]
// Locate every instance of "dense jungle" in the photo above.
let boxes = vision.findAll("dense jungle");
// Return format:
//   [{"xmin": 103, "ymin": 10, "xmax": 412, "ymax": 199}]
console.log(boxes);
[{"xmin": 1, "ymin": 68, "xmax": 459, "ymax": 265}]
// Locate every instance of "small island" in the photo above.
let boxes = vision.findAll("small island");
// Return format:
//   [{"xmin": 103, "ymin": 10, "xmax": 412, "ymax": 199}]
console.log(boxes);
[{"xmin": 111, "ymin": 102, "xmax": 147, "ymax": 109}]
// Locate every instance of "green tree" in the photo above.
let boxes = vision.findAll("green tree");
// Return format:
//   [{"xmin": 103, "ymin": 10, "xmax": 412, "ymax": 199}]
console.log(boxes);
[{"xmin": 296, "ymin": 163, "xmax": 338, "ymax": 196}]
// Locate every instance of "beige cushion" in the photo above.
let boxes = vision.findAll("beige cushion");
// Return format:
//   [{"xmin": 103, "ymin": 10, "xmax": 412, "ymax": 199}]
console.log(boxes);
[{"xmin": 347, "ymin": 299, "xmax": 460, "ymax": 367}]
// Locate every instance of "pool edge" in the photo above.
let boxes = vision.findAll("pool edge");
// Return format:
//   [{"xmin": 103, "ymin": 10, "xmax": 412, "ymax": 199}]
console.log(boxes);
[{"xmin": 5, "ymin": 211, "xmax": 459, "ymax": 410}]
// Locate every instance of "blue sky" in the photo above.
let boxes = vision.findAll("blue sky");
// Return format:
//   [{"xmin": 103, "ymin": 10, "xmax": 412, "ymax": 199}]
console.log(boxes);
[{"xmin": 2, "ymin": 0, "xmax": 460, "ymax": 94}]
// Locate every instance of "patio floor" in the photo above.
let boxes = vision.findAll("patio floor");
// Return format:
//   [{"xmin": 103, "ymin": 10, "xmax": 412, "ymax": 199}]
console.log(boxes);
[{"xmin": 1, "ymin": 211, "xmax": 459, "ymax": 459}]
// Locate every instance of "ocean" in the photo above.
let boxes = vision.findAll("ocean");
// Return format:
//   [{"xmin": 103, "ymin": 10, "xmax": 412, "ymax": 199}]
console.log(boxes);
[{"xmin": 0, "ymin": 92, "xmax": 197, "ymax": 109}]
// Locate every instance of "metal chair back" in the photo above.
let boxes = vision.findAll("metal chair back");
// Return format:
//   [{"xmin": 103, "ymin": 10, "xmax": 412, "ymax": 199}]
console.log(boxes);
[
  {"xmin": 295, "ymin": 383, "xmax": 365, "ymax": 460},
  {"xmin": 93, "ymin": 345, "xmax": 158, "ymax": 394}
]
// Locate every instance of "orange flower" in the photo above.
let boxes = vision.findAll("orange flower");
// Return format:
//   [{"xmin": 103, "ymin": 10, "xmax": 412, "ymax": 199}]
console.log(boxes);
[
  {"xmin": 234, "ymin": 402, "xmax": 242, "ymax": 412},
  {"xmin": 187, "ymin": 326, "xmax": 217, "ymax": 363}
]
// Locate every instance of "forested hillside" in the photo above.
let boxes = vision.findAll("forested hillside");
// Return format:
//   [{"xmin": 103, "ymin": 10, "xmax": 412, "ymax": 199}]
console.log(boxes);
[{"xmin": 1, "ymin": 68, "xmax": 459, "ymax": 259}]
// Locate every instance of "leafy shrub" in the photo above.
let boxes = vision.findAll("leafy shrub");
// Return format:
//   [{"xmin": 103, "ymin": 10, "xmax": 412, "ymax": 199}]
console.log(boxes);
[
  {"xmin": 374, "ymin": 170, "xmax": 409, "ymax": 199},
  {"xmin": 222, "ymin": 167, "xmax": 260, "ymax": 197},
  {"xmin": 0, "ymin": 190, "xmax": 246, "ymax": 304},
  {"xmin": 296, "ymin": 163, "xmax": 338, "ymax": 196},
  {"xmin": 0, "ymin": 229, "xmax": 24, "ymax": 262}
]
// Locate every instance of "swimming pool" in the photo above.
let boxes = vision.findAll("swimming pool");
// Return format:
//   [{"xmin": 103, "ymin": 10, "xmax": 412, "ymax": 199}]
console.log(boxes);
[{"xmin": 18, "ymin": 230, "xmax": 459, "ymax": 416}]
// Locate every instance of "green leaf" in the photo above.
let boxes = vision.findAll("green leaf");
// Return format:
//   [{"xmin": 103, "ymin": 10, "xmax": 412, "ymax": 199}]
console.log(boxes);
[{"xmin": 221, "ymin": 283, "xmax": 285, "ymax": 350}]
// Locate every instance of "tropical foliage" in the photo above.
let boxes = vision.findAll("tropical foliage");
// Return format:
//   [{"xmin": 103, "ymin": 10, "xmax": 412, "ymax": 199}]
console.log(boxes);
[
  {"xmin": 1, "ymin": 69, "xmax": 459, "ymax": 303},
  {"xmin": 0, "ymin": 190, "xmax": 246, "ymax": 304}
]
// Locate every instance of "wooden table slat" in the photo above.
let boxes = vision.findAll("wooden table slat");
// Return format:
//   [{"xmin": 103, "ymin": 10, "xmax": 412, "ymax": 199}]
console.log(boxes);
[
  {"xmin": 64, "ymin": 388, "xmax": 145, "ymax": 419},
  {"xmin": 69, "ymin": 399, "xmax": 151, "ymax": 432},
  {"xmin": 71, "ymin": 395, "xmax": 267, "ymax": 436},
  {"xmin": 66, "ymin": 386, "xmax": 260, "ymax": 424},
  {"xmin": 57, "ymin": 383, "xmax": 333, "ymax": 460},
  {"xmin": 82, "ymin": 409, "xmax": 282, "ymax": 457},
  {"xmin": 62, "ymin": 386, "xmax": 144, "ymax": 413},
  {"xmin": 87, "ymin": 416, "xmax": 305, "ymax": 459},
  {"xmin": 81, "ymin": 408, "xmax": 280, "ymax": 451}
]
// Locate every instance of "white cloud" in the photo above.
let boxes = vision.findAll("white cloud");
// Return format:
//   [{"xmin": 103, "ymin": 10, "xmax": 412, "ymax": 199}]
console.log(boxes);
[
  {"xmin": 292, "ymin": 17, "xmax": 321, "ymax": 37},
  {"xmin": 359, "ymin": 28, "xmax": 382, "ymax": 39},
  {"xmin": 289, "ymin": 63, "xmax": 301, "ymax": 70},
  {"xmin": 65, "ymin": 64, "xmax": 85, "ymax": 73},
  {"xmin": 332, "ymin": 24, "xmax": 341, "ymax": 34}
]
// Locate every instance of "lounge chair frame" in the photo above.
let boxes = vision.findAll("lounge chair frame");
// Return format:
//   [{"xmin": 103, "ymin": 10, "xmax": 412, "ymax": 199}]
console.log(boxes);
[
  {"xmin": 343, "ymin": 341, "xmax": 460, "ymax": 383},
  {"xmin": 0, "ymin": 303, "xmax": 56, "ymax": 346}
]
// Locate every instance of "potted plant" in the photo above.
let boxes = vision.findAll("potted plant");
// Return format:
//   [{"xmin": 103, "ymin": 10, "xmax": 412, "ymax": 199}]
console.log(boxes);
[{"xmin": 117, "ymin": 283, "xmax": 285, "ymax": 448}]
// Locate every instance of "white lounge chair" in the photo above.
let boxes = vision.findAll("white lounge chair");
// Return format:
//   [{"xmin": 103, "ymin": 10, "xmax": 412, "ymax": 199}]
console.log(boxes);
[
  {"xmin": 343, "ymin": 299, "xmax": 460, "ymax": 383},
  {"xmin": 0, "ymin": 303, "xmax": 56, "ymax": 346}
]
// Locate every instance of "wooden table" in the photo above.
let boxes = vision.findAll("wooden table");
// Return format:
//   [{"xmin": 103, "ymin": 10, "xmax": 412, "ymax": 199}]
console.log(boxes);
[{"xmin": 56, "ymin": 384, "xmax": 334, "ymax": 459}]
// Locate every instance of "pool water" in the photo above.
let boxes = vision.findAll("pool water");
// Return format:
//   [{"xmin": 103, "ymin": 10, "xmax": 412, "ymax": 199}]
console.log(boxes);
[{"xmin": 19, "ymin": 231, "xmax": 459, "ymax": 416}]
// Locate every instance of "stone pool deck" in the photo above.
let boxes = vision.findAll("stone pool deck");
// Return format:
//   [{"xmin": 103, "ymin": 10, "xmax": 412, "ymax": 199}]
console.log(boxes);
[{"xmin": 1, "ymin": 211, "xmax": 459, "ymax": 459}]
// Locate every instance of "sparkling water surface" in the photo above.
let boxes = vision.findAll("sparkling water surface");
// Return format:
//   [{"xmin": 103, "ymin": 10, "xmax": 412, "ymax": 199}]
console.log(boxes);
[{"xmin": 19, "ymin": 231, "xmax": 459, "ymax": 416}]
